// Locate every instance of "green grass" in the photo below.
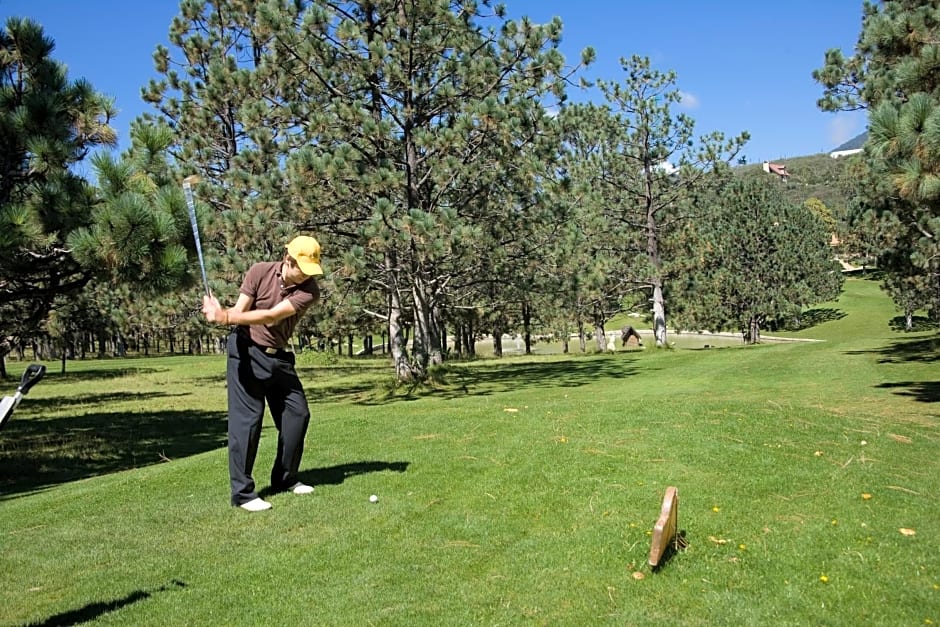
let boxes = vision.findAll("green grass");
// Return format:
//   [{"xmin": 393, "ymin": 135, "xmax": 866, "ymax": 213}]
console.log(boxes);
[{"xmin": 1, "ymin": 276, "xmax": 937, "ymax": 625}]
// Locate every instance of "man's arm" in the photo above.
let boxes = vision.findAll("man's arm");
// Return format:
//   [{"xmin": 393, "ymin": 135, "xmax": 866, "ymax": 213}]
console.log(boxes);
[{"xmin": 203, "ymin": 293, "xmax": 297, "ymax": 326}]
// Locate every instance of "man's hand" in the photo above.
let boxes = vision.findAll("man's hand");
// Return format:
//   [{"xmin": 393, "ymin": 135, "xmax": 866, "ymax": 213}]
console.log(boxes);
[{"xmin": 202, "ymin": 294, "xmax": 228, "ymax": 324}]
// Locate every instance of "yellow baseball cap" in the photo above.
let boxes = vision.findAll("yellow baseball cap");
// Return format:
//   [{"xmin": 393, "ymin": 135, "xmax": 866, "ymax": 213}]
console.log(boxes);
[{"xmin": 285, "ymin": 235, "xmax": 323, "ymax": 276}]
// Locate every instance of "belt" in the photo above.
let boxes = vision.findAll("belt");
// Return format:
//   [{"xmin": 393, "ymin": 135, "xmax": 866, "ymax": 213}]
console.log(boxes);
[{"xmin": 236, "ymin": 331, "xmax": 283, "ymax": 355}]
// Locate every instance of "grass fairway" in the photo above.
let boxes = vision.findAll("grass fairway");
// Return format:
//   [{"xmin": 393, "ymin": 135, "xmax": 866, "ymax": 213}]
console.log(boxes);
[{"xmin": 1, "ymin": 276, "xmax": 937, "ymax": 625}]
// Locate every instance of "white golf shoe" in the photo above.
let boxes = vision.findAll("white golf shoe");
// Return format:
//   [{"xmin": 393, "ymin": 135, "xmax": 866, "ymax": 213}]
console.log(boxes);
[
  {"xmin": 239, "ymin": 497, "xmax": 273, "ymax": 512},
  {"xmin": 289, "ymin": 482, "xmax": 314, "ymax": 495}
]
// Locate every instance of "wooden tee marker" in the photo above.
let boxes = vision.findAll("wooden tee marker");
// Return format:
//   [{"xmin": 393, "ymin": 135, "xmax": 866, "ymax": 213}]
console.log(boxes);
[{"xmin": 648, "ymin": 486, "xmax": 681, "ymax": 568}]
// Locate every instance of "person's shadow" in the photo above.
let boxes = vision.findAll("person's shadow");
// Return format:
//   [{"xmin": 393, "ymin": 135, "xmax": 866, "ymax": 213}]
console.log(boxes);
[
  {"xmin": 26, "ymin": 580, "xmax": 187, "ymax": 626},
  {"xmin": 260, "ymin": 460, "xmax": 409, "ymax": 496}
]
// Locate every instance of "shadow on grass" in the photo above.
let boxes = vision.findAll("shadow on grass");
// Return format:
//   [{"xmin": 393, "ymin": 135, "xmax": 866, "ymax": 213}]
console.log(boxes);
[
  {"xmin": 0, "ymin": 408, "xmax": 227, "ymax": 499},
  {"xmin": 261, "ymin": 461, "xmax": 410, "ymax": 496},
  {"xmin": 8, "ymin": 367, "xmax": 166, "ymax": 384},
  {"xmin": 318, "ymin": 355, "xmax": 647, "ymax": 405},
  {"xmin": 846, "ymin": 334, "xmax": 940, "ymax": 364},
  {"xmin": 17, "ymin": 391, "xmax": 193, "ymax": 414},
  {"xmin": 790, "ymin": 307, "xmax": 847, "ymax": 330},
  {"xmin": 875, "ymin": 381, "xmax": 940, "ymax": 404},
  {"xmin": 188, "ymin": 373, "xmax": 227, "ymax": 386},
  {"xmin": 650, "ymin": 530, "xmax": 689, "ymax": 574},
  {"xmin": 26, "ymin": 579, "xmax": 187, "ymax": 627},
  {"xmin": 843, "ymin": 333, "xmax": 939, "ymax": 405}
]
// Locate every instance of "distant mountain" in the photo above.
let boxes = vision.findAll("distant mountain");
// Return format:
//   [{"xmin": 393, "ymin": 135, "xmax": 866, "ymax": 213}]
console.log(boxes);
[{"xmin": 832, "ymin": 132, "xmax": 867, "ymax": 152}]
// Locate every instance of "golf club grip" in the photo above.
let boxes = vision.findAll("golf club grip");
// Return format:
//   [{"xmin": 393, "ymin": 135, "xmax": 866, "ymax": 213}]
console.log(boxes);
[
  {"xmin": 183, "ymin": 182, "xmax": 212, "ymax": 296},
  {"xmin": 18, "ymin": 364, "xmax": 45, "ymax": 395}
]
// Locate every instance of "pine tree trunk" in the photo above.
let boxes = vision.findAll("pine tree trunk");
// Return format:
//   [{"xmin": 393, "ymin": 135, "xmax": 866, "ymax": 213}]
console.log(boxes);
[
  {"xmin": 652, "ymin": 281, "xmax": 668, "ymax": 347},
  {"xmin": 646, "ymin": 189, "xmax": 668, "ymax": 347},
  {"xmin": 0, "ymin": 340, "xmax": 11, "ymax": 379},
  {"xmin": 464, "ymin": 321, "xmax": 475, "ymax": 356},
  {"xmin": 431, "ymin": 302, "xmax": 444, "ymax": 365},
  {"xmin": 410, "ymin": 278, "xmax": 439, "ymax": 374},
  {"xmin": 593, "ymin": 306, "xmax": 607, "ymax": 352},
  {"xmin": 491, "ymin": 314, "xmax": 505, "ymax": 358},
  {"xmin": 451, "ymin": 322, "xmax": 461, "ymax": 356},
  {"xmin": 389, "ymin": 303, "xmax": 411, "ymax": 380},
  {"xmin": 745, "ymin": 316, "xmax": 762, "ymax": 344},
  {"xmin": 386, "ymin": 253, "xmax": 414, "ymax": 381},
  {"xmin": 522, "ymin": 302, "xmax": 532, "ymax": 355}
]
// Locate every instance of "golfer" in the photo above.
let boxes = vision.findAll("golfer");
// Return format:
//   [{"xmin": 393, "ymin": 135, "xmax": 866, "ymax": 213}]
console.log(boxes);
[{"xmin": 202, "ymin": 235, "xmax": 323, "ymax": 512}]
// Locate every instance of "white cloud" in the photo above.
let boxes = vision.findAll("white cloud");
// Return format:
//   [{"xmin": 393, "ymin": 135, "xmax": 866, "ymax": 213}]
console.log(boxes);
[
  {"xmin": 655, "ymin": 161, "xmax": 677, "ymax": 174},
  {"xmin": 828, "ymin": 113, "xmax": 858, "ymax": 147},
  {"xmin": 678, "ymin": 91, "xmax": 700, "ymax": 109}
]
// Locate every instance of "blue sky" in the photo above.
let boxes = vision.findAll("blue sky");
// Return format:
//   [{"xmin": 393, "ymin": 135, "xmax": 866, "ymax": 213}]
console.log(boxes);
[{"xmin": 1, "ymin": 0, "xmax": 867, "ymax": 166}]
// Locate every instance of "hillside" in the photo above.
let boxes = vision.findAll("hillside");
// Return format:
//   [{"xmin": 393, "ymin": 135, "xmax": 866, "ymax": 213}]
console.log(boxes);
[{"xmin": 734, "ymin": 152, "xmax": 858, "ymax": 214}]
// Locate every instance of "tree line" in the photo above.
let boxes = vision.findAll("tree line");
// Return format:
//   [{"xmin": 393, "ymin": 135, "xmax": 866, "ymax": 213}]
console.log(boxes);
[{"xmin": 3, "ymin": 0, "xmax": 933, "ymax": 381}]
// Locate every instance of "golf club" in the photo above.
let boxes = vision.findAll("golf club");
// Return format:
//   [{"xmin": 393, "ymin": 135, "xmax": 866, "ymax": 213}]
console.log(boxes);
[
  {"xmin": 182, "ymin": 175, "xmax": 211, "ymax": 296},
  {"xmin": 0, "ymin": 363, "xmax": 46, "ymax": 430}
]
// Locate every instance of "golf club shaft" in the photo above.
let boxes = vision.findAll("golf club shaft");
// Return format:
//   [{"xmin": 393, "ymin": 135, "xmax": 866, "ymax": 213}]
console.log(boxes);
[
  {"xmin": 0, "ymin": 394, "xmax": 18, "ymax": 429},
  {"xmin": 183, "ymin": 180, "xmax": 211, "ymax": 296}
]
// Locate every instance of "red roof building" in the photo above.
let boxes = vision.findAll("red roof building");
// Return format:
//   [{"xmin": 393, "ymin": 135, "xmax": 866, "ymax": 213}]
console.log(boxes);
[{"xmin": 762, "ymin": 161, "xmax": 790, "ymax": 180}]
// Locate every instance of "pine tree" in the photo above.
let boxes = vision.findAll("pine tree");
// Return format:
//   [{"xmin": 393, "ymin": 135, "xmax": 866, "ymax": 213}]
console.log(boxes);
[
  {"xmin": 0, "ymin": 17, "xmax": 116, "ymax": 376},
  {"xmin": 563, "ymin": 56, "xmax": 747, "ymax": 347},
  {"xmin": 553, "ymin": 103, "xmax": 627, "ymax": 351},
  {"xmin": 815, "ymin": 0, "xmax": 940, "ymax": 320},
  {"xmin": 673, "ymin": 174, "xmax": 843, "ymax": 343},
  {"xmin": 69, "ymin": 124, "xmax": 191, "ymax": 293},
  {"xmin": 147, "ymin": 0, "xmax": 584, "ymax": 380}
]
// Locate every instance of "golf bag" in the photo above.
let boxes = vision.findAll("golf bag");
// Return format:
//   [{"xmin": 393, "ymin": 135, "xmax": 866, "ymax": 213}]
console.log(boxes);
[{"xmin": 0, "ymin": 364, "xmax": 46, "ymax": 430}]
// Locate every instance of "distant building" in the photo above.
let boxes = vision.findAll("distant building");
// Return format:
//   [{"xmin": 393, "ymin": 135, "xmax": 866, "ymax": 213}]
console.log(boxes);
[
  {"xmin": 829, "ymin": 148, "xmax": 863, "ymax": 159},
  {"xmin": 762, "ymin": 161, "xmax": 790, "ymax": 180}
]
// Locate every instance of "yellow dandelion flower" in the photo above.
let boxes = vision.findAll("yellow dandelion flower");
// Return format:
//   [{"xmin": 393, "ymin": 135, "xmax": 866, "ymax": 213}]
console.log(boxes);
[
  {"xmin": 712, "ymin": 506, "xmax": 720, "ymax": 513},
  {"xmin": 738, "ymin": 544, "xmax": 746, "ymax": 551},
  {"xmin": 862, "ymin": 493, "xmax": 872, "ymax": 500},
  {"xmin": 819, "ymin": 575, "xmax": 829, "ymax": 583}
]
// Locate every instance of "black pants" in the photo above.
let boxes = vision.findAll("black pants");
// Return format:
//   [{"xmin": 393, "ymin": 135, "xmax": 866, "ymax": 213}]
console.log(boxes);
[{"xmin": 226, "ymin": 332, "xmax": 311, "ymax": 506}]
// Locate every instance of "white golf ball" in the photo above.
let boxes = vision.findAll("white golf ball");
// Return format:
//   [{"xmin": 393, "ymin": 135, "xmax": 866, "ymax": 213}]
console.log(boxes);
[{"xmin": 370, "ymin": 494, "xmax": 378, "ymax": 503}]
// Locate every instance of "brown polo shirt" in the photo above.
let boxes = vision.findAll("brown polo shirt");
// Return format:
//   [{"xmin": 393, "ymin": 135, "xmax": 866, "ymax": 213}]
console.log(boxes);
[{"xmin": 238, "ymin": 261, "xmax": 319, "ymax": 349}]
